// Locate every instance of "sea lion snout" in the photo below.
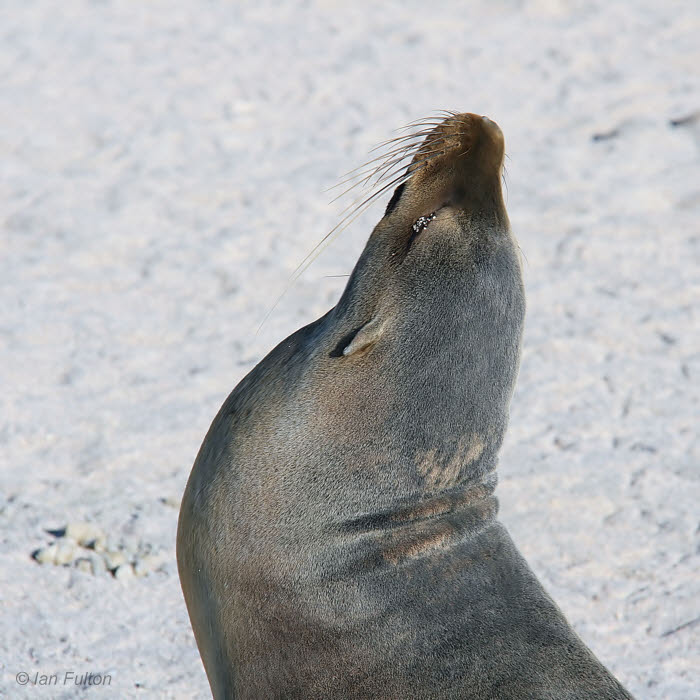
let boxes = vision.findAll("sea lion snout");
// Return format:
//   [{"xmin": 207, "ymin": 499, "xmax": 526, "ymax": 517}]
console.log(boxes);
[
  {"xmin": 379, "ymin": 112, "xmax": 507, "ymax": 242},
  {"xmin": 473, "ymin": 113, "xmax": 506, "ymax": 173},
  {"xmin": 432, "ymin": 112, "xmax": 505, "ymax": 194},
  {"xmin": 410, "ymin": 112, "xmax": 504, "ymax": 175}
]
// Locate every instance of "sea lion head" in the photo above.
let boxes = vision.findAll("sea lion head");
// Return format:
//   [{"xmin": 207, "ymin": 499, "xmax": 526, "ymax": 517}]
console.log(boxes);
[
  {"xmin": 318, "ymin": 113, "xmax": 524, "ymax": 497},
  {"xmin": 197, "ymin": 112, "xmax": 524, "ymax": 535},
  {"xmin": 336, "ymin": 112, "xmax": 510, "ymax": 317}
]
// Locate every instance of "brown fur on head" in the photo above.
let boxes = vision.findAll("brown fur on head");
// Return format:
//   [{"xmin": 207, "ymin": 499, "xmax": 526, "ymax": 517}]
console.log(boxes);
[{"xmin": 397, "ymin": 112, "xmax": 508, "ymax": 227}]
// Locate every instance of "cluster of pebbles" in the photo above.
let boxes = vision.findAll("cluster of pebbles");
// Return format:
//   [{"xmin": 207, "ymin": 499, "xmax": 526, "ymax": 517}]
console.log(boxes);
[{"xmin": 32, "ymin": 521, "xmax": 164, "ymax": 581}]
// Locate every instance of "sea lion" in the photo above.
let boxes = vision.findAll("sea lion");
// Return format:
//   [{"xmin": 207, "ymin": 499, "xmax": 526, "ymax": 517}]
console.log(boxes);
[{"xmin": 177, "ymin": 112, "xmax": 633, "ymax": 699}]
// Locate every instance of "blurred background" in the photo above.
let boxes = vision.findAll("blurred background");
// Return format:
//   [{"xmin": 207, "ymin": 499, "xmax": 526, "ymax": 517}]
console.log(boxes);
[{"xmin": 1, "ymin": 1, "xmax": 698, "ymax": 697}]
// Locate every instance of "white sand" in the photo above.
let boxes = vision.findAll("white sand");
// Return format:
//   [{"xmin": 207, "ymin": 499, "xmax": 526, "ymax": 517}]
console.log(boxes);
[{"xmin": 1, "ymin": 1, "xmax": 698, "ymax": 697}]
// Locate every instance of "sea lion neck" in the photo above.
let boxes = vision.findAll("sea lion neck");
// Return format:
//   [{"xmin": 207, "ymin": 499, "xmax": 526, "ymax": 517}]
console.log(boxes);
[{"xmin": 336, "ymin": 478, "xmax": 500, "ymax": 569}]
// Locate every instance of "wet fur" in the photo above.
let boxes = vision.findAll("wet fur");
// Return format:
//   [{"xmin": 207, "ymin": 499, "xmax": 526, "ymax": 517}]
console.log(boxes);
[{"xmin": 177, "ymin": 113, "xmax": 633, "ymax": 699}]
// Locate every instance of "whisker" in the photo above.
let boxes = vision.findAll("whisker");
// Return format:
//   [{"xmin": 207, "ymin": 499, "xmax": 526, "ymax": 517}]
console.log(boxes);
[
  {"xmin": 328, "ymin": 147, "xmax": 425, "ymax": 195},
  {"xmin": 394, "ymin": 119, "xmax": 445, "ymax": 132},
  {"xmin": 402, "ymin": 111, "xmax": 450, "ymax": 124},
  {"xmin": 328, "ymin": 155, "xmax": 413, "ymax": 205},
  {"xmin": 258, "ymin": 113, "xmax": 455, "ymax": 334},
  {"xmin": 368, "ymin": 148, "xmax": 445, "ymax": 189},
  {"xmin": 454, "ymin": 144, "xmax": 473, "ymax": 159},
  {"xmin": 291, "ymin": 155, "xmax": 441, "ymax": 286},
  {"xmin": 329, "ymin": 138, "xmax": 445, "ymax": 208},
  {"xmin": 283, "ymin": 171, "xmax": 417, "ymax": 290},
  {"xmin": 332, "ymin": 149, "xmax": 444, "ymax": 221},
  {"xmin": 331, "ymin": 165, "xmax": 419, "ymax": 223},
  {"xmin": 317, "ymin": 123, "xmax": 451, "ymax": 255},
  {"xmin": 368, "ymin": 128, "xmax": 442, "ymax": 153},
  {"xmin": 352, "ymin": 144, "xmax": 446, "ymax": 192},
  {"xmin": 369, "ymin": 131, "xmax": 433, "ymax": 151},
  {"xmin": 331, "ymin": 140, "xmax": 428, "ymax": 183}
]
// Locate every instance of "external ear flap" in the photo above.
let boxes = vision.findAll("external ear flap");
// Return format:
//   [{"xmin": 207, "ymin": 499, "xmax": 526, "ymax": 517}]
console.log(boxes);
[{"xmin": 343, "ymin": 317, "xmax": 386, "ymax": 356}]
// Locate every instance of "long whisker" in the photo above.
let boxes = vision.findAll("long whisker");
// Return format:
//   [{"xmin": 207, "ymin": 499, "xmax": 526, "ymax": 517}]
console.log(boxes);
[
  {"xmin": 373, "ymin": 146, "xmax": 445, "ymax": 180},
  {"xmin": 332, "ymin": 114, "xmax": 452, "ymax": 182},
  {"xmin": 331, "ymin": 149, "xmax": 444, "ymax": 222},
  {"xmin": 328, "ymin": 158, "xmax": 412, "ymax": 205},
  {"xmin": 397, "ymin": 109, "xmax": 458, "ymax": 128},
  {"xmin": 368, "ymin": 128, "xmax": 443, "ymax": 153},
  {"xmin": 366, "ymin": 148, "xmax": 445, "ymax": 191},
  {"xmin": 313, "ymin": 128, "xmax": 450, "ymax": 264},
  {"xmin": 329, "ymin": 134, "xmax": 445, "ymax": 204},
  {"xmin": 257, "ymin": 113, "xmax": 454, "ymax": 334},
  {"xmin": 255, "ymin": 166, "xmax": 411, "ymax": 335},
  {"xmin": 363, "ymin": 134, "xmax": 446, "ymax": 181},
  {"xmin": 290, "ymin": 154, "xmax": 441, "ymax": 287},
  {"xmin": 369, "ymin": 132, "xmax": 435, "ymax": 153},
  {"xmin": 394, "ymin": 119, "xmax": 446, "ymax": 132},
  {"xmin": 330, "ymin": 140, "xmax": 428, "ymax": 183},
  {"xmin": 280, "ymin": 169, "xmax": 419, "ymax": 293},
  {"xmin": 315, "ymin": 157, "xmax": 438, "ymax": 246},
  {"xmin": 331, "ymin": 145, "xmax": 446, "ymax": 204},
  {"xmin": 328, "ymin": 146, "xmax": 426, "ymax": 194},
  {"xmin": 330, "ymin": 166, "xmax": 419, "ymax": 226}
]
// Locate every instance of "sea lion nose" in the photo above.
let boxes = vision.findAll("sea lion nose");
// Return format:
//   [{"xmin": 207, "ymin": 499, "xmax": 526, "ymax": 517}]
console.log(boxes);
[{"xmin": 479, "ymin": 115, "xmax": 504, "ymax": 145}]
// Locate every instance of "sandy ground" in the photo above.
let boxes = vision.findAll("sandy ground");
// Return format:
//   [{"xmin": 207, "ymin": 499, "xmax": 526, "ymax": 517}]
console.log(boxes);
[{"xmin": 1, "ymin": 1, "xmax": 698, "ymax": 698}]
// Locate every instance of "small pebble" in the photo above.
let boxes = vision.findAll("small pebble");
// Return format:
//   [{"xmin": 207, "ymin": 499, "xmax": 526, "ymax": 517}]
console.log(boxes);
[
  {"xmin": 34, "ymin": 544, "xmax": 58, "ymax": 565},
  {"xmin": 88, "ymin": 552, "xmax": 108, "ymax": 576},
  {"xmin": 53, "ymin": 541, "xmax": 76, "ymax": 566},
  {"xmin": 114, "ymin": 564, "xmax": 135, "ymax": 581},
  {"xmin": 101, "ymin": 535, "xmax": 119, "ymax": 553},
  {"xmin": 103, "ymin": 550, "xmax": 127, "ymax": 571},
  {"xmin": 74, "ymin": 558, "xmax": 92, "ymax": 574},
  {"xmin": 65, "ymin": 521, "xmax": 105, "ymax": 549},
  {"xmin": 134, "ymin": 554, "xmax": 162, "ymax": 577}
]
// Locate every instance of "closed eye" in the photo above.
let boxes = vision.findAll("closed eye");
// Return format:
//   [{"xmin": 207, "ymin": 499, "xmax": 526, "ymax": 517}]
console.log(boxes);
[{"xmin": 406, "ymin": 212, "xmax": 437, "ymax": 250}]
